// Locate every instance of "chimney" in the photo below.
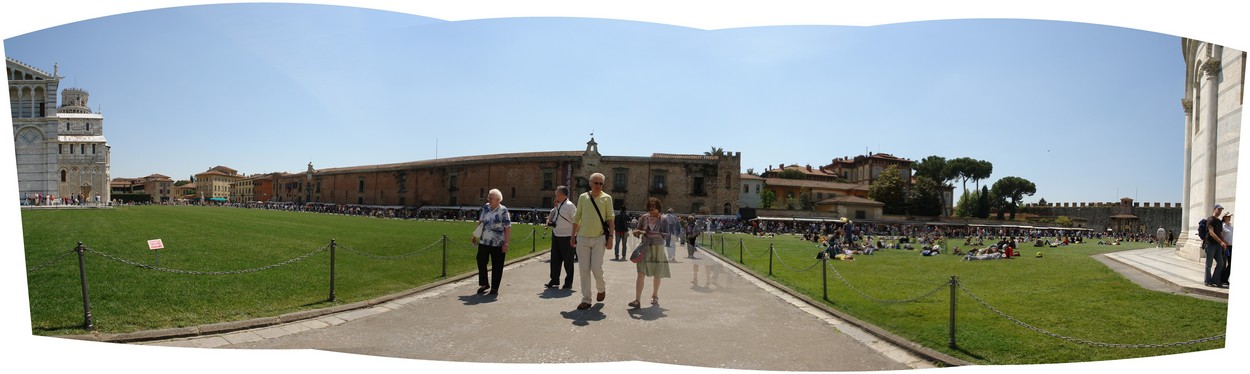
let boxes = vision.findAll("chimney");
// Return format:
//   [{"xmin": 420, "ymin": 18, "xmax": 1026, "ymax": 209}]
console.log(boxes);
[{"xmin": 806, "ymin": 164, "xmax": 811, "ymax": 171}]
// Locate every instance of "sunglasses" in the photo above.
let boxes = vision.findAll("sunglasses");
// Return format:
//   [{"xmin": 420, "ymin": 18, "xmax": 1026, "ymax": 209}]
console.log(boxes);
[{"xmin": 591, "ymin": 181, "xmax": 604, "ymax": 185}]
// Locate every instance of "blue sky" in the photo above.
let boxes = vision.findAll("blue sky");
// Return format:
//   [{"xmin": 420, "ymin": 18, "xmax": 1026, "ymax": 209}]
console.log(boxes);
[
  {"xmin": 3, "ymin": 2, "xmax": 1249, "ymax": 373},
  {"xmin": 4, "ymin": 3, "xmax": 1189, "ymax": 205}
]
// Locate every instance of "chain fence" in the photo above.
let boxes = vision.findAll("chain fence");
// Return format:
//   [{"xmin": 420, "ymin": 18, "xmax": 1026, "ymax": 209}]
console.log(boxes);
[
  {"xmin": 84, "ymin": 244, "xmax": 329, "ymax": 275},
  {"xmin": 739, "ymin": 241, "xmax": 775, "ymax": 260},
  {"xmin": 337, "ymin": 239, "xmax": 443, "ymax": 260},
  {"xmin": 770, "ymin": 250, "xmax": 824, "ymax": 273},
  {"xmin": 956, "ymin": 282, "xmax": 1224, "ymax": 348},
  {"xmin": 25, "ymin": 249, "xmax": 78, "ymax": 274},
  {"xmin": 825, "ymin": 260, "xmax": 948, "ymax": 304}
]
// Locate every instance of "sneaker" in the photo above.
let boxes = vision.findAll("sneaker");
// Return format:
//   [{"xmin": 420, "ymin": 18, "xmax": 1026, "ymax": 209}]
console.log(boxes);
[
  {"xmin": 477, "ymin": 285, "xmax": 490, "ymax": 294},
  {"xmin": 562, "ymin": 284, "xmax": 572, "ymax": 290}
]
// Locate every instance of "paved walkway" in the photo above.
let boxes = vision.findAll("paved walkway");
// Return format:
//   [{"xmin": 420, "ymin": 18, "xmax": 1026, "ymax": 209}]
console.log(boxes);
[
  {"xmin": 139, "ymin": 235, "xmax": 940, "ymax": 371},
  {"xmin": 1101, "ymin": 246, "xmax": 1229, "ymax": 301},
  {"xmin": 121, "ymin": 240, "xmax": 1225, "ymax": 370}
]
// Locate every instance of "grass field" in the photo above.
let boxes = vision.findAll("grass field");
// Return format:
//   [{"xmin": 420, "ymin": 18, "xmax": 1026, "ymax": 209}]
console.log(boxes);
[
  {"xmin": 698, "ymin": 232, "xmax": 1228, "ymax": 365},
  {"xmin": 22, "ymin": 205, "xmax": 546, "ymax": 336},
  {"xmin": 22, "ymin": 206, "xmax": 1228, "ymax": 365}
]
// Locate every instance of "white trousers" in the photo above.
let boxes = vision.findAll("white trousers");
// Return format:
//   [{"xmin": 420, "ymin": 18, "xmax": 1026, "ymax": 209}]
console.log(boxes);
[{"xmin": 576, "ymin": 235, "xmax": 608, "ymax": 303}]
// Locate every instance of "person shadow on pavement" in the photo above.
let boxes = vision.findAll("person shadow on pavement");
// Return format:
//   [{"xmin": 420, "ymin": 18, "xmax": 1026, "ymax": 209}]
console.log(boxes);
[
  {"xmin": 627, "ymin": 306, "xmax": 667, "ymax": 321},
  {"xmin": 457, "ymin": 293, "xmax": 499, "ymax": 305},
  {"xmin": 538, "ymin": 287, "xmax": 575, "ymax": 299},
  {"xmin": 559, "ymin": 303, "xmax": 607, "ymax": 326}
]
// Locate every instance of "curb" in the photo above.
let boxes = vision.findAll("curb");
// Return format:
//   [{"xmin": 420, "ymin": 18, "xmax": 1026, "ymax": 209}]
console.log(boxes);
[
  {"xmin": 58, "ymin": 248, "xmax": 552, "ymax": 343},
  {"xmin": 701, "ymin": 242, "xmax": 970, "ymax": 368},
  {"xmin": 1099, "ymin": 252, "xmax": 1229, "ymax": 300}
]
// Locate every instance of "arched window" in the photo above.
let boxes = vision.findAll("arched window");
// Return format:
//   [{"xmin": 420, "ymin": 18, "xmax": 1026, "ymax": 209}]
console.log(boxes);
[{"xmin": 60, "ymin": 170, "xmax": 67, "ymax": 182}]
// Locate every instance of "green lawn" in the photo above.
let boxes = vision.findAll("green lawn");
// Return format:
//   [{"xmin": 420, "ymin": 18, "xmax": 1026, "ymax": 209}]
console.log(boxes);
[
  {"xmin": 22, "ymin": 207, "xmax": 1227, "ymax": 365},
  {"xmin": 700, "ymin": 232, "xmax": 1227, "ymax": 365},
  {"xmin": 22, "ymin": 205, "xmax": 547, "ymax": 336}
]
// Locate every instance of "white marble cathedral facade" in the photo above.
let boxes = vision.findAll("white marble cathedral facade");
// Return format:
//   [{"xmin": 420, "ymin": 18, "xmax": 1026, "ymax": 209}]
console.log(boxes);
[
  {"xmin": 8, "ymin": 57, "xmax": 111, "ymax": 204},
  {"xmin": 1177, "ymin": 40, "xmax": 1244, "ymax": 261}
]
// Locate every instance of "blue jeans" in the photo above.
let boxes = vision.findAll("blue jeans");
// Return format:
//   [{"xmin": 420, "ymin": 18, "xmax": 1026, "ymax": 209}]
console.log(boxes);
[
  {"xmin": 1204, "ymin": 242, "xmax": 1227, "ymax": 285},
  {"xmin": 614, "ymin": 232, "xmax": 628, "ymax": 258}
]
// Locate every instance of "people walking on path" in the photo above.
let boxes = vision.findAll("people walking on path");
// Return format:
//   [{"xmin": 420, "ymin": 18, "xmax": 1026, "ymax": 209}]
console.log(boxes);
[
  {"xmin": 571, "ymin": 173, "xmax": 614, "ymax": 310},
  {"xmin": 630, "ymin": 197, "xmax": 672, "ymax": 308},
  {"xmin": 473, "ymin": 189, "xmax": 511, "ymax": 296},
  {"xmin": 545, "ymin": 186, "xmax": 576, "ymax": 289}
]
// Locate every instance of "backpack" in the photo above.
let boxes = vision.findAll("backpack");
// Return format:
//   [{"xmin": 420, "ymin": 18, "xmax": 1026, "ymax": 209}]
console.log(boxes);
[{"xmin": 1197, "ymin": 219, "xmax": 1208, "ymax": 242}]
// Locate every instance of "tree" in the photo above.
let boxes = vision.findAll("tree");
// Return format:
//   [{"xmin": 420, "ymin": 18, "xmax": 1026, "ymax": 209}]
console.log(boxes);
[
  {"xmin": 174, "ymin": 180, "xmax": 190, "ymax": 187},
  {"xmin": 798, "ymin": 188, "xmax": 815, "ymax": 211},
  {"xmin": 1038, "ymin": 197, "xmax": 1048, "ymax": 207},
  {"xmin": 760, "ymin": 188, "xmax": 776, "ymax": 209},
  {"xmin": 907, "ymin": 176, "xmax": 944, "ymax": 216},
  {"xmin": 868, "ymin": 165, "xmax": 908, "ymax": 215},
  {"xmin": 913, "ymin": 156, "xmax": 950, "ymax": 181},
  {"xmin": 745, "ymin": 168, "xmax": 757, "ymax": 176},
  {"xmin": 784, "ymin": 192, "xmax": 796, "ymax": 210},
  {"xmin": 704, "ymin": 146, "xmax": 725, "ymax": 157},
  {"xmin": 914, "ymin": 155, "xmax": 957, "ymax": 216},
  {"xmin": 970, "ymin": 160, "xmax": 993, "ymax": 190},
  {"xmin": 947, "ymin": 157, "xmax": 977, "ymax": 194},
  {"xmin": 991, "ymin": 176, "xmax": 1037, "ymax": 220},
  {"xmin": 975, "ymin": 186, "xmax": 992, "ymax": 219},
  {"xmin": 1055, "ymin": 216, "xmax": 1073, "ymax": 227},
  {"xmin": 955, "ymin": 190, "xmax": 978, "ymax": 218}
]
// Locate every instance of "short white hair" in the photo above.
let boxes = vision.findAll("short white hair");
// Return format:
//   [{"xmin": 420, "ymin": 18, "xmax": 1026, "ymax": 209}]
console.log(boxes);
[
  {"xmin": 487, "ymin": 188, "xmax": 503, "ymax": 203},
  {"xmin": 590, "ymin": 172, "xmax": 605, "ymax": 182}
]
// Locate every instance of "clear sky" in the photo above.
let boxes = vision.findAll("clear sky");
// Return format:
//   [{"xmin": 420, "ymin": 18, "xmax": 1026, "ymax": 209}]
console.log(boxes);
[
  {"xmin": 3, "ymin": 2, "xmax": 1249, "ymax": 374},
  {"xmin": 4, "ymin": 3, "xmax": 1188, "ymax": 205}
]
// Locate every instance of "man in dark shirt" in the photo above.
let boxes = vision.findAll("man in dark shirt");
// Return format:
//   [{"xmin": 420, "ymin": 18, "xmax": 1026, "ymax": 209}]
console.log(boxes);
[
  {"xmin": 614, "ymin": 205, "xmax": 630, "ymax": 260},
  {"xmin": 1204, "ymin": 204, "xmax": 1229, "ymax": 287}
]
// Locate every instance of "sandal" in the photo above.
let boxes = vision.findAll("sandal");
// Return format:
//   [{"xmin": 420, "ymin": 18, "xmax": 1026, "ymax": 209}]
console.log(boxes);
[
  {"xmin": 651, "ymin": 296, "xmax": 659, "ymax": 305},
  {"xmin": 628, "ymin": 300, "xmax": 640, "ymax": 308}
]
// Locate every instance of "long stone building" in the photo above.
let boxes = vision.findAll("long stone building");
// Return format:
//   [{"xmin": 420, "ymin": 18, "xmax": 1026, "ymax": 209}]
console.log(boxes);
[
  {"xmin": 1178, "ymin": 39, "xmax": 1244, "ymax": 261},
  {"xmin": 9, "ymin": 57, "xmax": 111, "ymax": 204},
  {"xmin": 262, "ymin": 138, "xmax": 741, "ymax": 214}
]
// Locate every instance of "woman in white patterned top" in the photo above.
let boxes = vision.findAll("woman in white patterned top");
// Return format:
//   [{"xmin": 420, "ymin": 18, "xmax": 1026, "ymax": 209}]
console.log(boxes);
[{"xmin": 474, "ymin": 188, "xmax": 511, "ymax": 296}]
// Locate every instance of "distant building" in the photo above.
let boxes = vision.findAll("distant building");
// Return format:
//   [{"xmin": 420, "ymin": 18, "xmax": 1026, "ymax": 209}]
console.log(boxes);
[
  {"xmin": 9, "ymin": 57, "xmax": 111, "ymax": 204},
  {"xmin": 1177, "ymin": 39, "xmax": 1243, "ymax": 261},
  {"xmin": 109, "ymin": 174, "xmax": 174, "ymax": 203},
  {"xmin": 195, "ymin": 166, "xmax": 242, "ymax": 202},
  {"xmin": 824, "ymin": 152, "xmax": 913, "ymax": 185},
  {"xmin": 739, "ymin": 173, "xmax": 764, "ymax": 208},
  {"xmin": 262, "ymin": 138, "xmax": 741, "ymax": 214}
]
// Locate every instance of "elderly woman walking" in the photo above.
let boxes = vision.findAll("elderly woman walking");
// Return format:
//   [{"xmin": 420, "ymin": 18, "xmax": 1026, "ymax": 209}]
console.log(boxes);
[
  {"xmin": 473, "ymin": 188, "xmax": 512, "ymax": 296},
  {"xmin": 630, "ymin": 197, "xmax": 672, "ymax": 308}
]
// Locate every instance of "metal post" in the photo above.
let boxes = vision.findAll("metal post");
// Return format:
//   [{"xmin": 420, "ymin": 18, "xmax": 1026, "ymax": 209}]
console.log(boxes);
[
  {"xmin": 441, "ymin": 235, "xmax": 448, "ymax": 278},
  {"xmin": 739, "ymin": 240, "xmax": 745, "ymax": 264},
  {"xmin": 75, "ymin": 242, "xmax": 93, "ymax": 331},
  {"xmin": 720, "ymin": 236, "xmax": 724, "ymax": 254},
  {"xmin": 768, "ymin": 243, "xmax": 774, "ymax": 276},
  {"xmin": 949, "ymin": 275, "xmax": 958, "ymax": 349},
  {"xmin": 532, "ymin": 228, "xmax": 536, "ymax": 253},
  {"xmin": 329, "ymin": 239, "xmax": 337, "ymax": 302},
  {"xmin": 822, "ymin": 254, "xmax": 829, "ymax": 301}
]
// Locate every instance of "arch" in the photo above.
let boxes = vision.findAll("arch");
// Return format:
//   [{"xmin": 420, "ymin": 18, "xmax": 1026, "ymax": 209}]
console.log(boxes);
[
  {"xmin": 724, "ymin": 202, "xmax": 733, "ymax": 215},
  {"xmin": 14, "ymin": 126, "xmax": 44, "ymax": 147},
  {"xmin": 60, "ymin": 170, "xmax": 67, "ymax": 182}
]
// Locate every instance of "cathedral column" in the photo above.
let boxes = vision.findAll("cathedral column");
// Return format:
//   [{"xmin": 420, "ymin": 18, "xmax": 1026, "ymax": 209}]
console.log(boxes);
[
  {"xmin": 1201, "ymin": 58, "xmax": 1221, "ymax": 220},
  {"xmin": 1178, "ymin": 98, "xmax": 1193, "ymax": 252}
]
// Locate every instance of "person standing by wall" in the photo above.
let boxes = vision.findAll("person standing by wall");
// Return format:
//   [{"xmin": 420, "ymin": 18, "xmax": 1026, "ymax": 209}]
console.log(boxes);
[
  {"xmin": 1222, "ymin": 213, "xmax": 1233, "ymax": 287},
  {"xmin": 545, "ymin": 186, "xmax": 576, "ymax": 290},
  {"xmin": 1204, "ymin": 205, "xmax": 1229, "ymax": 288},
  {"xmin": 571, "ymin": 173, "xmax": 614, "ymax": 310}
]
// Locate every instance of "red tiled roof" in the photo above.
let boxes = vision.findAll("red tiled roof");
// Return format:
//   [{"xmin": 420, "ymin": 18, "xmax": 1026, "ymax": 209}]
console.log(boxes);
[
  {"xmin": 764, "ymin": 178, "xmax": 868, "ymax": 191},
  {"xmin": 816, "ymin": 195, "xmax": 885, "ymax": 206}
]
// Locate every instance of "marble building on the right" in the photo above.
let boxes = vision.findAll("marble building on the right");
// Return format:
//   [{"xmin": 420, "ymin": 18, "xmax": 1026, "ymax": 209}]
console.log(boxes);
[{"xmin": 1177, "ymin": 39, "xmax": 1244, "ymax": 261}]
